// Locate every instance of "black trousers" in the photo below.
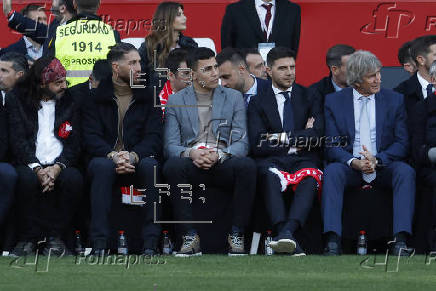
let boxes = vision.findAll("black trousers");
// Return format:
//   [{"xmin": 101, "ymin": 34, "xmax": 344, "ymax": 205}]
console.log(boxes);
[
  {"xmin": 0, "ymin": 162, "xmax": 17, "ymax": 226},
  {"xmin": 257, "ymin": 156, "xmax": 319, "ymax": 230},
  {"xmin": 418, "ymin": 167, "xmax": 436, "ymax": 227},
  {"xmin": 88, "ymin": 157, "xmax": 161, "ymax": 248},
  {"xmin": 163, "ymin": 157, "xmax": 257, "ymax": 234},
  {"xmin": 15, "ymin": 165, "xmax": 83, "ymax": 241}
]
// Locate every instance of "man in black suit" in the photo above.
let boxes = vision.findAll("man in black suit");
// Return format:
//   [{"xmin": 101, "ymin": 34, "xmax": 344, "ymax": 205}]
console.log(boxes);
[
  {"xmin": 310, "ymin": 44, "xmax": 355, "ymax": 102},
  {"xmin": 398, "ymin": 40, "xmax": 417, "ymax": 76},
  {"xmin": 395, "ymin": 35, "xmax": 436, "ymax": 117},
  {"xmin": 221, "ymin": 0, "xmax": 301, "ymax": 55},
  {"xmin": 0, "ymin": 105, "xmax": 17, "ymax": 228},
  {"xmin": 0, "ymin": 4, "xmax": 48, "ymax": 63},
  {"xmin": 0, "ymin": 52, "xmax": 29, "ymax": 106},
  {"xmin": 83, "ymin": 43, "xmax": 162, "ymax": 255},
  {"xmin": 248, "ymin": 47, "xmax": 324, "ymax": 255},
  {"xmin": 7, "ymin": 56, "xmax": 82, "ymax": 257},
  {"xmin": 410, "ymin": 60, "xmax": 436, "ymax": 251},
  {"xmin": 216, "ymin": 48, "xmax": 270, "ymax": 107}
]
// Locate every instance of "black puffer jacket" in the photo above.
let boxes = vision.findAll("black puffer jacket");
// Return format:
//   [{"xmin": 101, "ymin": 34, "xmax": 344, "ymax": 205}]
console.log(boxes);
[{"xmin": 82, "ymin": 76, "xmax": 163, "ymax": 161}]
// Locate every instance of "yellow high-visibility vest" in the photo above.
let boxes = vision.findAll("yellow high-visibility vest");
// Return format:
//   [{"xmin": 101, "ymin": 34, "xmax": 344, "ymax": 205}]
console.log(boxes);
[{"xmin": 55, "ymin": 19, "xmax": 116, "ymax": 87}]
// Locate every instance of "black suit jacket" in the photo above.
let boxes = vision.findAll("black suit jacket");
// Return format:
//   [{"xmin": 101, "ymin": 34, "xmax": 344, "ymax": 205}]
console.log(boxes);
[
  {"xmin": 394, "ymin": 72, "xmax": 423, "ymax": 117},
  {"xmin": 309, "ymin": 76, "xmax": 335, "ymax": 103},
  {"xmin": 247, "ymin": 83, "xmax": 323, "ymax": 163},
  {"xmin": 8, "ymin": 11, "xmax": 60, "ymax": 54},
  {"xmin": 0, "ymin": 105, "xmax": 8, "ymax": 161},
  {"xmin": 6, "ymin": 88, "xmax": 81, "ymax": 167},
  {"xmin": 410, "ymin": 92, "xmax": 436, "ymax": 169},
  {"xmin": 0, "ymin": 37, "xmax": 27, "ymax": 57},
  {"xmin": 221, "ymin": 0, "xmax": 301, "ymax": 54}
]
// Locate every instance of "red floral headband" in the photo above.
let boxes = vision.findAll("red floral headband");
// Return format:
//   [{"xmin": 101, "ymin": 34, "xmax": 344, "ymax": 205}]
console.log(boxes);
[{"xmin": 41, "ymin": 58, "xmax": 66, "ymax": 85}]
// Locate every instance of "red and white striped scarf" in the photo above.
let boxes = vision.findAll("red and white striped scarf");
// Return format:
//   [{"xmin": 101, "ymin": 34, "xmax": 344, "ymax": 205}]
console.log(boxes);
[
  {"xmin": 159, "ymin": 80, "xmax": 173, "ymax": 112},
  {"xmin": 269, "ymin": 167, "xmax": 324, "ymax": 200}
]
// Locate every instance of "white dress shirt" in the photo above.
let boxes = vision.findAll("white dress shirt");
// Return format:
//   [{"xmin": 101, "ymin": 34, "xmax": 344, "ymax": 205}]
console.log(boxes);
[
  {"xmin": 23, "ymin": 36, "xmax": 43, "ymax": 61},
  {"xmin": 347, "ymin": 89, "xmax": 377, "ymax": 166},
  {"xmin": 417, "ymin": 71, "xmax": 434, "ymax": 99},
  {"xmin": 255, "ymin": 0, "xmax": 276, "ymax": 39},
  {"xmin": 272, "ymin": 84, "xmax": 297, "ymax": 154},
  {"xmin": 35, "ymin": 100, "xmax": 63, "ymax": 165},
  {"xmin": 1, "ymin": 91, "xmax": 5, "ymax": 106},
  {"xmin": 244, "ymin": 75, "xmax": 257, "ymax": 104}
]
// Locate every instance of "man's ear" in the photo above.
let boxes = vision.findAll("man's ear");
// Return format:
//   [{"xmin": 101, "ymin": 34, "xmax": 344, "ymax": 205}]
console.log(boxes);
[
  {"xmin": 111, "ymin": 62, "xmax": 118, "ymax": 73},
  {"xmin": 266, "ymin": 66, "xmax": 272, "ymax": 78},
  {"xmin": 16, "ymin": 71, "xmax": 24, "ymax": 79},
  {"xmin": 416, "ymin": 55, "xmax": 425, "ymax": 67},
  {"xmin": 330, "ymin": 65, "xmax": 339, "ymax": 76},
  {"xmin": 238, "ymin": 63, "xmax": 246, "ymax": 75},
  {"xmin": 59, "ymin": 3, "xmax": 66, "ymax": 14},
  {"xmin": 191, "ymin": 70, "xmax": 198, "ymax": 82},
  {"xmin": 167, "ymin": 71, "xmax": 175, "ymax": 81}
]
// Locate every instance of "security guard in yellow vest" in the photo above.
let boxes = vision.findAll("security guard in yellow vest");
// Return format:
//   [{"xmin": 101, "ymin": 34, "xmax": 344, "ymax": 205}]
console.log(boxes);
[{"xmin": 47, "ymin": 0, "xmax": 120, "ymax": 87}]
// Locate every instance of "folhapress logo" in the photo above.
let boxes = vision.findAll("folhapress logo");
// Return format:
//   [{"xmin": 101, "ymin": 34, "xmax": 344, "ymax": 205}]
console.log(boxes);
[{"xmin": 361, "ymin": 2, "xmax": 415, "ymax": 38}]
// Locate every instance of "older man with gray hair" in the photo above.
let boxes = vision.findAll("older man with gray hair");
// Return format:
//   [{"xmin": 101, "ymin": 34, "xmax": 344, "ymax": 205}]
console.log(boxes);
[{"xmin": 322, "ymin": 50, "xmax": 415, "ymax": 256}]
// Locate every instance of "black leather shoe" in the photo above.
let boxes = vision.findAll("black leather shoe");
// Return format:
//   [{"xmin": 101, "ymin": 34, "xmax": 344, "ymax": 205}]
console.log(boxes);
[
  {"xmin": 143, "ymin": 248, "xmax": 159, "ymax": 256},
  {"xmin": 390, "ymin": 241, "xmax": 414, "ymax": 257},
  {"xmin": 42, "ymin": 237, "xmax": 71, "ymax": 257},
  {"xmin": 9, "ymin": 241, "xmax": 36, "ymax": 257},
  {"xmin": 90, "ymin": 248, "xmax": 110, "ymax": 256},
  {"xmin": 324, "ymin": 241, "xmax": 342, "ymax": 256}
]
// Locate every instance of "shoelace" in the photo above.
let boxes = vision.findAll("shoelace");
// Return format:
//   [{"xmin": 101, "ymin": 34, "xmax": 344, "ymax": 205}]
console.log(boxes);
[
  {"xmin": 230, "ymin": 235, "xmax": 243, "ymax": 248},
  {"xmin": 182, "ymin": 236, "xmax": 196, "ymax": 248}
]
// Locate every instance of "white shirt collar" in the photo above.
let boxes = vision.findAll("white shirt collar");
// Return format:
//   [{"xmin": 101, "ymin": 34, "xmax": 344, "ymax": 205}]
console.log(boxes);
[
  {"xmin": 331, "ymin": 78, "xmax": 343, "ymax": 92},
  {"xmin": 245, "ymin": 75, "xmax": 257, "ymax": 95},
  {"xmin": 352, "ymin": 88, "xmax": 375, "ymax": 101},
  {"xmin": 417, "ymin": 71, "xmax": 431, "ymax": 90},
  {"xmin": 255, "ymin": 0, "xmax": 275, "ymax": 8},
  {"xmin": 272, "ymin": 84, "xmax": 292, "ymax": 97},
  {"xmin": 23, "ymin": 36, "xmax": 36, "ymax": 50},
  {"xmin": 40, "ymin": 99, "xmax": 56, "ymax": 106}
]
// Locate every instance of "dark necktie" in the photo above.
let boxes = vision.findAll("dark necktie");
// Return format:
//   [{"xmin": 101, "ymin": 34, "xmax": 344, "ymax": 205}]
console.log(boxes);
[
  {"xmin": 427, "ymin": 84, "xmax": 434, "ymax": 98},
  {"xmin": 261, "ymin": 3, "xmax": 272, "ymax": 41},
  {"xmin": 281, "ymin": 91, "xmax": 294, "ymax": 133},
  {"xmin": 243, "ymin": 93, "xmax": 251, "ymax": 107}
]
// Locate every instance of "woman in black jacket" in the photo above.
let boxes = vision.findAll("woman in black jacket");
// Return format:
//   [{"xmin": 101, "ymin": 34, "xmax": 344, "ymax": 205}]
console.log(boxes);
[{"xmin": 138, "ymin": 1, "xmax": 197, "ymax": 90}]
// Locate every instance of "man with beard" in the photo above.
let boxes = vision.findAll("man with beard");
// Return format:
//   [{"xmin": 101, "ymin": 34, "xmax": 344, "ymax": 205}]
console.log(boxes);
[
  {"xmin": 217, "ymin": 48, "xmax": 269, "ymax": 107},
  {"xmin": 310, "ymin": 44, "xmax": 355, "ymax": 102},
  {"xmin": 241, "ymin": 48, "xmax": 268, "ymax": 80},
  {"xmin": 7, "ymin": 56, "xmax": 82, "ymax": 257},
  {"xmin": 395, "ymin": 35, "xmax": 436, "ymax": 117},
  {"xmin": 83, "ymin": 43, "xmax": 162, "ymax": 255},
  {"xmin": 3, "ymin": 0, "xmax": 76, "ymax": 55},
  {"xmin": 247, "ymin": 47, "xmax": 323, "ymax": 255}
]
